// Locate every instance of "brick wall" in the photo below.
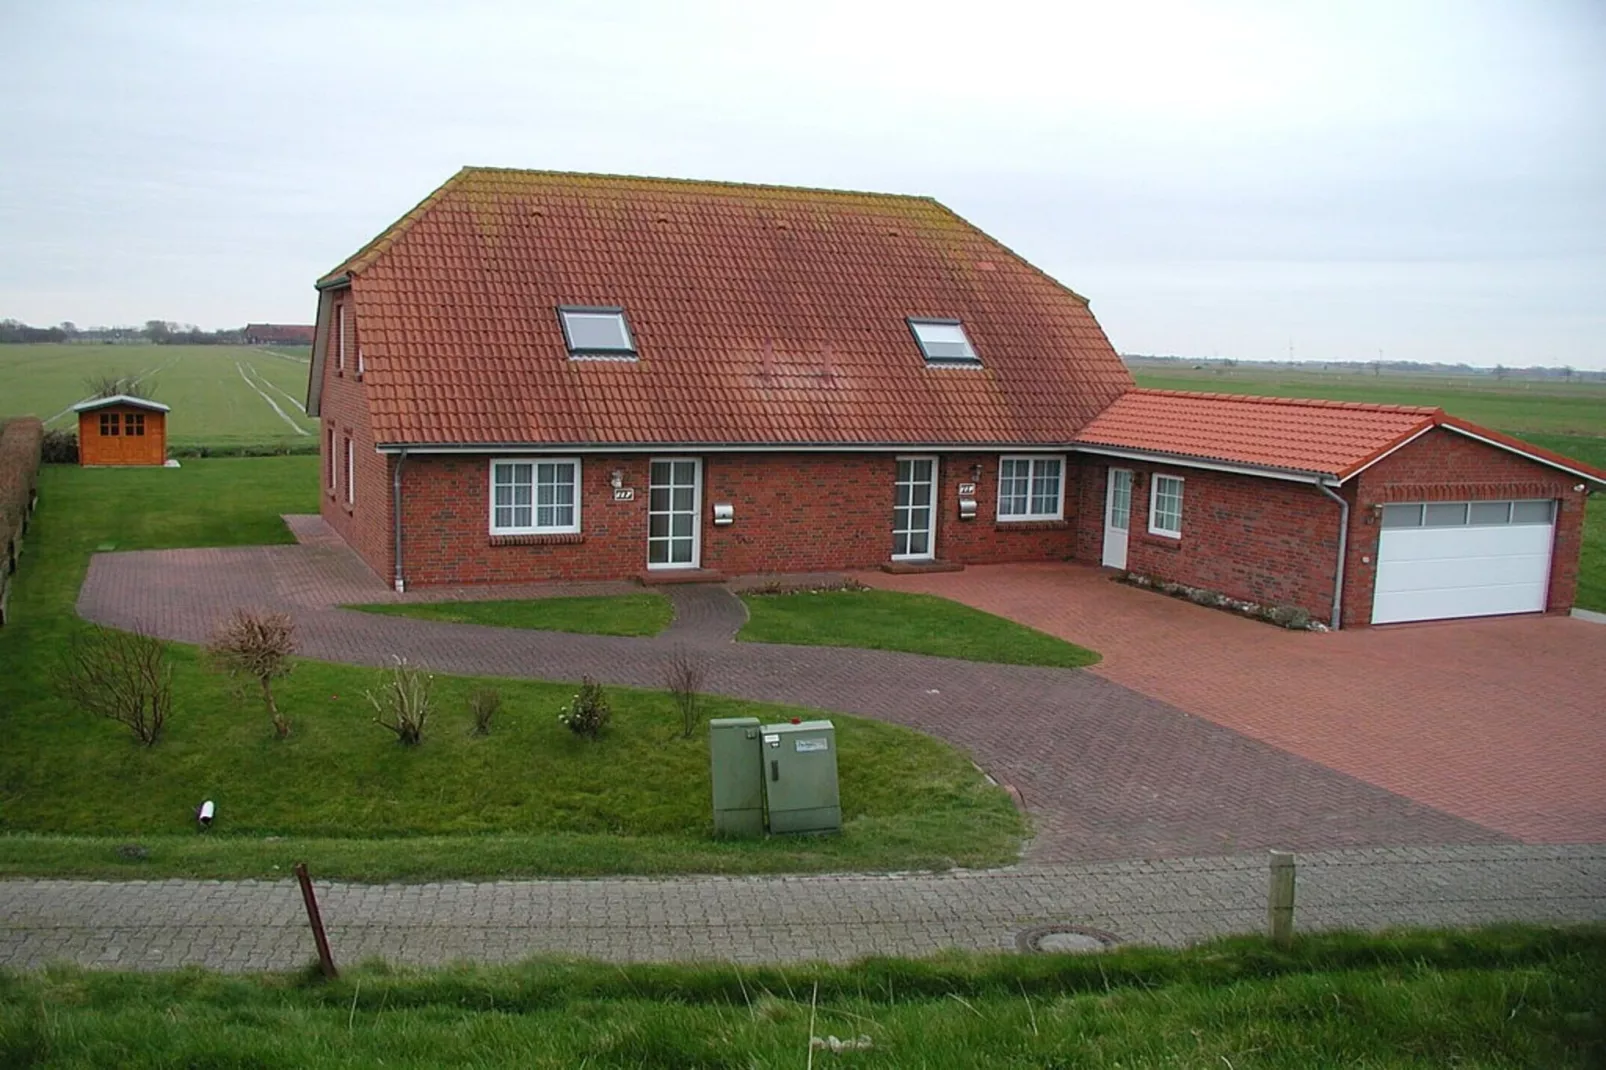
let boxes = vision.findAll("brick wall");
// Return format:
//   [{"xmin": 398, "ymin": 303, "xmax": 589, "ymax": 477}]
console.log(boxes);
[
  {"xmin": 1344, "ymin": 428, "xmax": 1585, "ymax": 625},
  {"xmin": 391, "ymin": 451, "xmax": 1078, "ymax": 587},
  {"xmin": 1069, "ymin": 457, "xmax": 1342, "ymax": 621},
  {"xmin": 317, "ymin": 287, "xmax": 394, "ymax": 585}
]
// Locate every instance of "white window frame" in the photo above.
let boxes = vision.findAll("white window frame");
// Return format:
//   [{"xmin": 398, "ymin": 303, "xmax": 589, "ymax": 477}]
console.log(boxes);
[
  {"xmin": 356, "ymin": 345, "xmax": 365, "ymax": 377},
  {"xmin": 996, "ymin": 454, "xmax": 1066, "ymax": 521},
  {"xmin": 488, "ymin": 457, "xmax": 582, "ymax": 536},
  {"xmin": 906, "ymin": 317, "xmax": 981, "ymax": 365},
  {"xmin": 557, "ymin": 306, "xmax": 637, "ymax": 359},
  {"xmin": 1148, "ymin": 474, "xmax": 1184, "ymax": 538},
  {"xmin": 336, "ymin": 303, "xmax": 346, "ymax": 373},
  {"xmin": 326, "ymin": 428, "xmax": 336, "ymax": 492},
  {"xmin": 344, "ymin": 436, "xmax": 355, "ymax": 506}
]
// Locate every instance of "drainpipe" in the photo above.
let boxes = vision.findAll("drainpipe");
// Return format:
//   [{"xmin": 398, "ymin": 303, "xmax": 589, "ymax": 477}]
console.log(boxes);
[
  {"xmin": 1315, "ymin": 481, "xmax": 1348, "ymax": 630},
  {"xmin": 392, "ymin": 449, "xmax": 407, "ymax": 593}
]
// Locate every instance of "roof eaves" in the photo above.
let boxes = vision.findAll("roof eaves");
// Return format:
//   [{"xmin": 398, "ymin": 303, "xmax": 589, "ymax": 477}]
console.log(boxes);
[
  {"xmin": 70, "ymin": 395, "xmax": 171, "ymax": 414},
  {"xmin": 1331, "ymin": 417, "xmax": 1440, "ymax": 481},
  {"xmin": 1436, "ymin": 416, "xmax": 1606, "ymax": 486},
  {"xmin": 1070, "ymin": 439, "xmax": 1337, "ymax": 483},
  {"xmin": 317, "ymin": 168, "xmax": 474, "ymax": 284}
]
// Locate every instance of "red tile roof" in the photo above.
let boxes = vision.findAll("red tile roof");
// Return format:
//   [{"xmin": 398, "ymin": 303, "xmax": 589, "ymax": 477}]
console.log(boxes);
[
  {"xmin": 318, "ymin": 168, "xmax": 1132, "ymax": 447},
  {"xmin": 1075, "ymin": 389, "xmax": 1442, "ymax": 479},
  {"xmin": 244, "ymin": 323, "xmax": 315, "ymax": 345}
]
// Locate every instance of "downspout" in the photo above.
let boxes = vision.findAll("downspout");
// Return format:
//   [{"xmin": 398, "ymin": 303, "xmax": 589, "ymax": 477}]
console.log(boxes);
[
  {"xmin": 1315, "ymin": 481, "xmax": 1349, "ymax": 630},
  {"xmin": 392, "ymin": 449, "xmax": 407, "ymax": 593}
]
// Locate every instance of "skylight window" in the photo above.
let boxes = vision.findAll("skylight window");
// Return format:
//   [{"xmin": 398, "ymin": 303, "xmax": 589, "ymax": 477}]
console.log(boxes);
[
  {"xmin": 908, "ymin": 318, "xmax": 980, "ymax": 365},
  {"xmin": 558, "ymin": 307, "xmax": 637, "ymax": 359}
]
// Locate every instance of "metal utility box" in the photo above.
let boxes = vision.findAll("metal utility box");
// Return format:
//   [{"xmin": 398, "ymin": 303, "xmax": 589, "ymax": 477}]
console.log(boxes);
[
  {"xmin": 760, "ymin": 720, "xmax": 842, "ymax": 834},
  {"xmin": 709, "ymin": 717, "xmax": 764, "ymax": 837}
]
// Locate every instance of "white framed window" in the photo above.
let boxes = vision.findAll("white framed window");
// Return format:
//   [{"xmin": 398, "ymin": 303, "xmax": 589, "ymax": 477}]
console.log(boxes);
[
  {"xmin": 343, "ymin": 436, "xmax": 354, "ymax": 506},
  {"xmin": 490, "ymin": 458, "xmax": 581, "ymax": 535},
  {"xmin": 558, "ymin": 307, "xmax": 636, "ymax": 359},
  {"xmin": 997, "ymin": 455, "xmax": 1065, "ymax": 521},
  {"xmin": 356, "ymin": 346, "xmax": 365, "ymax": 377},
  {"xmin": 907, "ymin": 318, "xmax": 980, "ymax": 365},
  {"xmin": 1149, "ymin": 474, "xmax": 1184, "ymax": 537},
  {"xmin": 326, "ymin": 428, "xmax": 336, "ymax": 491},
  {"xmin": 1381, "ymin": 500, "xmax": 1553, "ymax": 529},
  {"xmin": 336, "ymin": 303, "xmax": 346, "ymax": 373}
]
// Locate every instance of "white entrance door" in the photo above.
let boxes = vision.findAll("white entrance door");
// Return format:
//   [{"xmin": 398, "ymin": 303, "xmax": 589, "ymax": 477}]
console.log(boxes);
[
  {"xmin": 892, "ymin": 457, "xmax": 937, "ymax": 561},
  {"xmin": 1372, "ymin": 500, "xmax": 1554, "ymax": 624},
  {"xmin": 648, "ymin": 458, "xmax": 702, "ymax": 570},
  {"xmin": 1102, "ymin": 468, "xmax": 1133, "ymax": 568}
]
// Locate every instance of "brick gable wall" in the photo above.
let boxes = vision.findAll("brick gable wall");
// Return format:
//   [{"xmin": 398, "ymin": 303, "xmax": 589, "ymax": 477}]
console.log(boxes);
[{"xmin": 317, "ymin": 289, "xmax": 393, "ymax": 586}]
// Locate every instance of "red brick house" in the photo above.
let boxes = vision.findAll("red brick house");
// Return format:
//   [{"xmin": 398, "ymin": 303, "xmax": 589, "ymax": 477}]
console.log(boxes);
[{"xmin": 306, "ymin": 168, "xmax": 1604, "ymax": 628}]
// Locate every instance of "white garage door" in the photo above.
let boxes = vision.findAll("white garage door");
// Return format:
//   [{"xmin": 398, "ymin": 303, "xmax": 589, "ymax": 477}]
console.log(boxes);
[{"xmin": 1372, "ymin": 500, "xmax": 1555, "ymax": 624}]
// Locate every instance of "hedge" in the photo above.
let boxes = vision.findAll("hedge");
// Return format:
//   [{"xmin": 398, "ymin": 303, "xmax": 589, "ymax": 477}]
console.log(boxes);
[{"xmin": 1, "ymin": 415, "xmax": 44, "ymax": 623}]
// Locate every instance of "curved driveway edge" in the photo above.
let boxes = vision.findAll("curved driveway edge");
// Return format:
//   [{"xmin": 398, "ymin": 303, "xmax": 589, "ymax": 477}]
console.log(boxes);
[
  {"xmin": 3, "ymin": 845, "xmax": 1602, "ymax": 971},
  {"xmin": 76, "ymin": 530, "xmax": 1510, "ymax": 863}
]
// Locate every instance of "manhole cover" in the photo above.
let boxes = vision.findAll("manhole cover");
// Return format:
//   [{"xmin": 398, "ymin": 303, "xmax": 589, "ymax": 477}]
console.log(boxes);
[{"xmin": 1016, "ymin": 924, "xmax": 1119, "ymax": 954}]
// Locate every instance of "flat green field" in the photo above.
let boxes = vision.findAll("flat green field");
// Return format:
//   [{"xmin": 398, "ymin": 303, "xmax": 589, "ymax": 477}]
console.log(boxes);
[
  {"xmin": 1130, "ymin": 366, "xmax": 1606, "ymax": 437},
  {"xmin": 0, "ymin": 343, "xmax": 314, "ymax": 449}
]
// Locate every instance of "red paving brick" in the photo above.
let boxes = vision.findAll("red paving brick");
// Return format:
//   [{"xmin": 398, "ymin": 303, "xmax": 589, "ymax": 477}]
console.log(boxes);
[{"xmin": 861, "ymin": 563, "xmax": 1606, "ymax": 845}]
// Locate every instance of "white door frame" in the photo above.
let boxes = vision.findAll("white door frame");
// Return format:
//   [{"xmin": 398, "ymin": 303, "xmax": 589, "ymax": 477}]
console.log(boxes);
[
  {"xmin": 1102, "ymin": 467, "xmax": 1133, "ymax": 569},
  {"xmin": 892, "ymin": 455, "xmax": 938, "ymax": 561},
  {"xmin": 647, "ymin": 456, "xmax": 702, "ymax": 570}
]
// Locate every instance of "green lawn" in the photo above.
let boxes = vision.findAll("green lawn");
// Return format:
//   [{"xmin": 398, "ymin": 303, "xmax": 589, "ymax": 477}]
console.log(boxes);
[
  {"xmin": 2, "ymin": 927, "xmax": 1599, "ymax": 1067},
  {"xmin": 739, "ymin": 589, "xmax": 1100, "ymax": 668},
  {"xmin": 0, "ymin": 343, "xmax": 315, "ymax": 449},
  {"xmin": 0, "ymin": 459, "xmax": 1022, "ymax": 881},
  {"xmin": 348, "ymin": 593, "xmax": 673, "ymax": 636}
]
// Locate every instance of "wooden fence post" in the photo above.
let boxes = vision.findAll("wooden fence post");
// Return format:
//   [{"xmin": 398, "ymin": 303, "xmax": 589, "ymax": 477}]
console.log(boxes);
[
  {"xmin": 1267, "ymin": 850, "xmax": 1296, "ymax": 948},
  {"xmin": 294, "ymin": 862, "xmax": 338, "ymax": 979}
]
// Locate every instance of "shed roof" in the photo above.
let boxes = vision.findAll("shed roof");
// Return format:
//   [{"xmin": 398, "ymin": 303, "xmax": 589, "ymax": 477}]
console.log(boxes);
[{"xmin": 71, "ymin": 395, "xmax": 170, "ymax": 414}]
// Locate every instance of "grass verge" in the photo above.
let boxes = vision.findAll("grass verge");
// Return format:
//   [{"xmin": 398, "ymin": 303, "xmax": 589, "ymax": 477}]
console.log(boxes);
[
  {"xmin": 739, "ymin": 588, "xmax": 1100, "ymax": 668},
  {"xmin": 0, "ymin": 460, "xmax": 1022, "ymax": 879},
  {"xmin": 346, "ymin": 593, "xmax": 673, "ymax": 636},
  {"xmin": 0, "ymin": 926, "xmax": 1600, "ymax": 1067}
]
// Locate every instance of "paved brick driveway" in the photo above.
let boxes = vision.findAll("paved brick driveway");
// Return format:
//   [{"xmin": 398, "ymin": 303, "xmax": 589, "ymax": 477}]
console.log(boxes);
[
  {"xmin": 863, "ymin": 563, "xmax": 1606, "ymax": 846},
  {"xmin": 75, "ymin": 518, "xmax": 1509, "ymax": 863}
]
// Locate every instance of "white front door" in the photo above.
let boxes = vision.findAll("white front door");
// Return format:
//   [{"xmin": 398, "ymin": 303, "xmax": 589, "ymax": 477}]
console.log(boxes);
[
  {"xmin": 892, "ymin": 457, "xmax": 937, "ymax": 560},
  {"xmin": 1102, "ymin": 467, "xmax": 1132, "ymax": 569},
  {"xmin": 647, "ymin": 458, "xmax": 701, "ymax": 569}
]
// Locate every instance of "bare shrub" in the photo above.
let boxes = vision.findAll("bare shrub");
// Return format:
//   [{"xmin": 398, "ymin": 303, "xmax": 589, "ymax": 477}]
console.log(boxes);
[
  {"xmin": 664, "ymin": 644, "xmax": 707, "ymax": 739},
  {"xmin": 369, "ymin": 657, "xmax": 434, "ymax": 745},
  {"xmin": 468, "ymin": 687, "xmax": 500, "ymax": 736},
  {"xmin": 56, "ymin": 624, "xmax": 173, "ymax": 745},
  {"xmin": 83, "ymin": 373, "xmax": 157, "ymax": 401},
  {"xmin": 558, "ymin": 677, "xmax": 610, "ymax": 739},
  {"xmin": 206, "ymin": 609, "xmax": 297, "ymax": 738}
]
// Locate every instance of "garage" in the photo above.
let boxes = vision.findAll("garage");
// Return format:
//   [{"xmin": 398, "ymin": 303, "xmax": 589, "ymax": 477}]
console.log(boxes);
[{"xmin": 1372, "ymin": 500, "xmax": 1556, "ymax": 624}]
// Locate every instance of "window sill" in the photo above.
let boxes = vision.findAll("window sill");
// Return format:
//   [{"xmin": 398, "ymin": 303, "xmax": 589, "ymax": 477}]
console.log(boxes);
[
  {"xmin": 1139, "ymin": 531, "xmax": 1182, "ymax": 549},
  {"xmin": 489, "ymin": 532, "xmax": 585, "ymax": 547},
  {"xmin": 994, "ymin": 519, "xmax": 1069, "ymax": 531},
  {"xmin": 342, "ymin": 503, "xmax": 355, "ymax": 515}
]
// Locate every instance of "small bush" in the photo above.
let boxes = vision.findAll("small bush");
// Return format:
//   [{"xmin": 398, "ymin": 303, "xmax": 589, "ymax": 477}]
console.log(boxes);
[
  {"xmin": 368, "ymin": 657, "xmax": 433, "ymax": 745},
  {"xmin": 1267, "ymin": 605, "xmax": 1312, "ymax": 629},
  {"xmin": 468, "ymin": 687, "xmax": 500, "ymax": 736},
  {"xmin": 39, "ymin": 428, "xmax": 78, "ymax": 465},
  {"xmin": 206, "ymin": 609, "xmax": 297, "ymax": 738},
  {"xmin": 558, "ymin": 677, "xmax": 611, "ymax": 739},
  {"xmin": 55, "ymin": 623, "xmax": 173, "ymax": 745},
  {"xmin": 664, "ymin": 645, "xmax": 707, "ymax": 739}
]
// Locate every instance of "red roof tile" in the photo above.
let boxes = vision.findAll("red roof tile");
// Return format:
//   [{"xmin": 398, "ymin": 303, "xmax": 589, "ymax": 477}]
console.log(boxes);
[
  {"xmin": 319, "ymin": 168, "xmax": 1132, "ymax": 447},
  {"xmin": 1074, "ymin": 389, "xmax": 1441, "ymax": 479}
]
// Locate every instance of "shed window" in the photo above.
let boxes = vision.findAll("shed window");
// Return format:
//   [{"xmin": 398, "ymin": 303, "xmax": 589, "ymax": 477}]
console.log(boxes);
[
  {"xmin": 907, "ymin": 318, "xmax": 980, "ymax": 365},
  {"xmin": 1149, "ymin": 475, "xmax": 1184, "ymax": 538},
  {"xmin": 490, "ymin": 458, "xmax": 581, "ymax": 534},
  {"xmin": 997, "ymin": 456, "xmax": 1064, "ymax": 520},
  {"xmin": 558, "ymin": 307, "xmax": 636, "ymax": 358},
  {"xmin": 124, "ymin": 412, "xmax": 145, "ymax": 436},
  {"xmin": 99, "ymin": 413, "xmax": 119, "ymax": 436}
]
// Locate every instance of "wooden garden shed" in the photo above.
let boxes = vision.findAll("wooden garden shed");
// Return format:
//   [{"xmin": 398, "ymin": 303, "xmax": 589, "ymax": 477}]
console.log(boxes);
[{"xmin": 73, "ymin": 395, "xmax": 170, "ymax": 466}]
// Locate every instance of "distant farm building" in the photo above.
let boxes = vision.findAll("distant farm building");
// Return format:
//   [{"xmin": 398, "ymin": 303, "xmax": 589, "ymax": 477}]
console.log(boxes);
[
  {"xmin": 73, "ymin": 396, "xmax": 169, "ymax": 466},
  {"xmin": 244, "ymin": 323, "xmax": 316, "ymax": 346}
]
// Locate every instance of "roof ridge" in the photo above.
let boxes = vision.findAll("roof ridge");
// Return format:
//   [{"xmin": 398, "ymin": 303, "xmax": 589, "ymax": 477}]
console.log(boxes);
[
  {"xmin": 1126, "ymin": 387, "xmax": 1442, "ymax": 416},
  {"xmin": 455, "ymin": 166, "xmax": 938, "ymax": 204}
]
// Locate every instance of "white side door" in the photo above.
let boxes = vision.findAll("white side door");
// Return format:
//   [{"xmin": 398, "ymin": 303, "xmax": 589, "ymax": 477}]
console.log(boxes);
[
  {"xmin": 647, "ymin": 458, "xmax": 702, "ymax": 569},
  {"xmin": 892, "ymin": 457, "xmax": 937, "ymax": 560},
  {"xmin": 1102, "ymin": 468, "xmax": 1132, "ymax": 569}
]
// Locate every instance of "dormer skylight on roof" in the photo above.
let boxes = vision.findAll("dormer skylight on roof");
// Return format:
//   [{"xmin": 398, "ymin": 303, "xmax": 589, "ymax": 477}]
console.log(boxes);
[
  {"xmin": 558, "ymin": 306, "xmax": 637, "ymax": 360},
  {"xmin": 907, "ymin": 318, "xmax": 980, "ymax": 365}
]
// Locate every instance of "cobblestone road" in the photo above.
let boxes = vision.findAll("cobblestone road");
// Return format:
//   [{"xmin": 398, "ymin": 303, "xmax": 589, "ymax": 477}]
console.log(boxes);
[{"xmin": 3, "ymin": 846, "xmax": 1601, "ymax": 970}]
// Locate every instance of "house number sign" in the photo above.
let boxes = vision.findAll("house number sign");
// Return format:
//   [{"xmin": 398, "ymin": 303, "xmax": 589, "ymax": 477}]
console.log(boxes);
[
  {"xmin": 612, "ymin": 487, "xmax": 636, "ymax": 502},
  {"xmin": 957, "ymin": 482, "xmax": 977, "ymax": 496}
]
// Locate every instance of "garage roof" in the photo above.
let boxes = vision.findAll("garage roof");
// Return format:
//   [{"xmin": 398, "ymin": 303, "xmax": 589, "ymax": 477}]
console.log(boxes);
[{"xmin": 1074, "ymin": 389, "xmax": 1606, "ymax": 485}]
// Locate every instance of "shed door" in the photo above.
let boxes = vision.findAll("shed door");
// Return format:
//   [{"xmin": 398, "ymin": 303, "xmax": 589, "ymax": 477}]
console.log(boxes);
[{"xmin": 1371, "ymin": 501, "xmax": 1555, "ymax": 624}]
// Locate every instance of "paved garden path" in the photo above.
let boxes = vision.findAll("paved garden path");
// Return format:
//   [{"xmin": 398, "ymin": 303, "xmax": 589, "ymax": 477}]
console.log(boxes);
[
  {"xmin": 4, "ymin": 845, "xmax": 1602, "ymax": 970},
  {"xmin": 75, "ymin": 518, "xmax": 1508, "ymax": 863}
]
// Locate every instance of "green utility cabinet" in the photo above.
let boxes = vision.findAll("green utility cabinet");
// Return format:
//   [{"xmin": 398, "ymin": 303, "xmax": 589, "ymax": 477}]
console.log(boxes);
[
  {"xmin": 709, "ymin": 717, "xmax": 764, "ymax": 837},
  {"xmin": 760, "ymin": 719, "xmax": 842, "ymax": 834}
]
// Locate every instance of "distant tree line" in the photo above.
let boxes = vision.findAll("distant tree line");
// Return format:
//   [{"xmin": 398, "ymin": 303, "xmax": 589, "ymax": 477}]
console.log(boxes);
[{"xmin": 0, "ymin": 318, "xmax": 248, "ymax": 345}]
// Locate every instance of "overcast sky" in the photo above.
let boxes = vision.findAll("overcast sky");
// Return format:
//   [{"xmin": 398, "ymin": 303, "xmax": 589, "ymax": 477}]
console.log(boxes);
[{"xmin": 2, "ymin": 0, "xmax": 1602, "ymax": 368}]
